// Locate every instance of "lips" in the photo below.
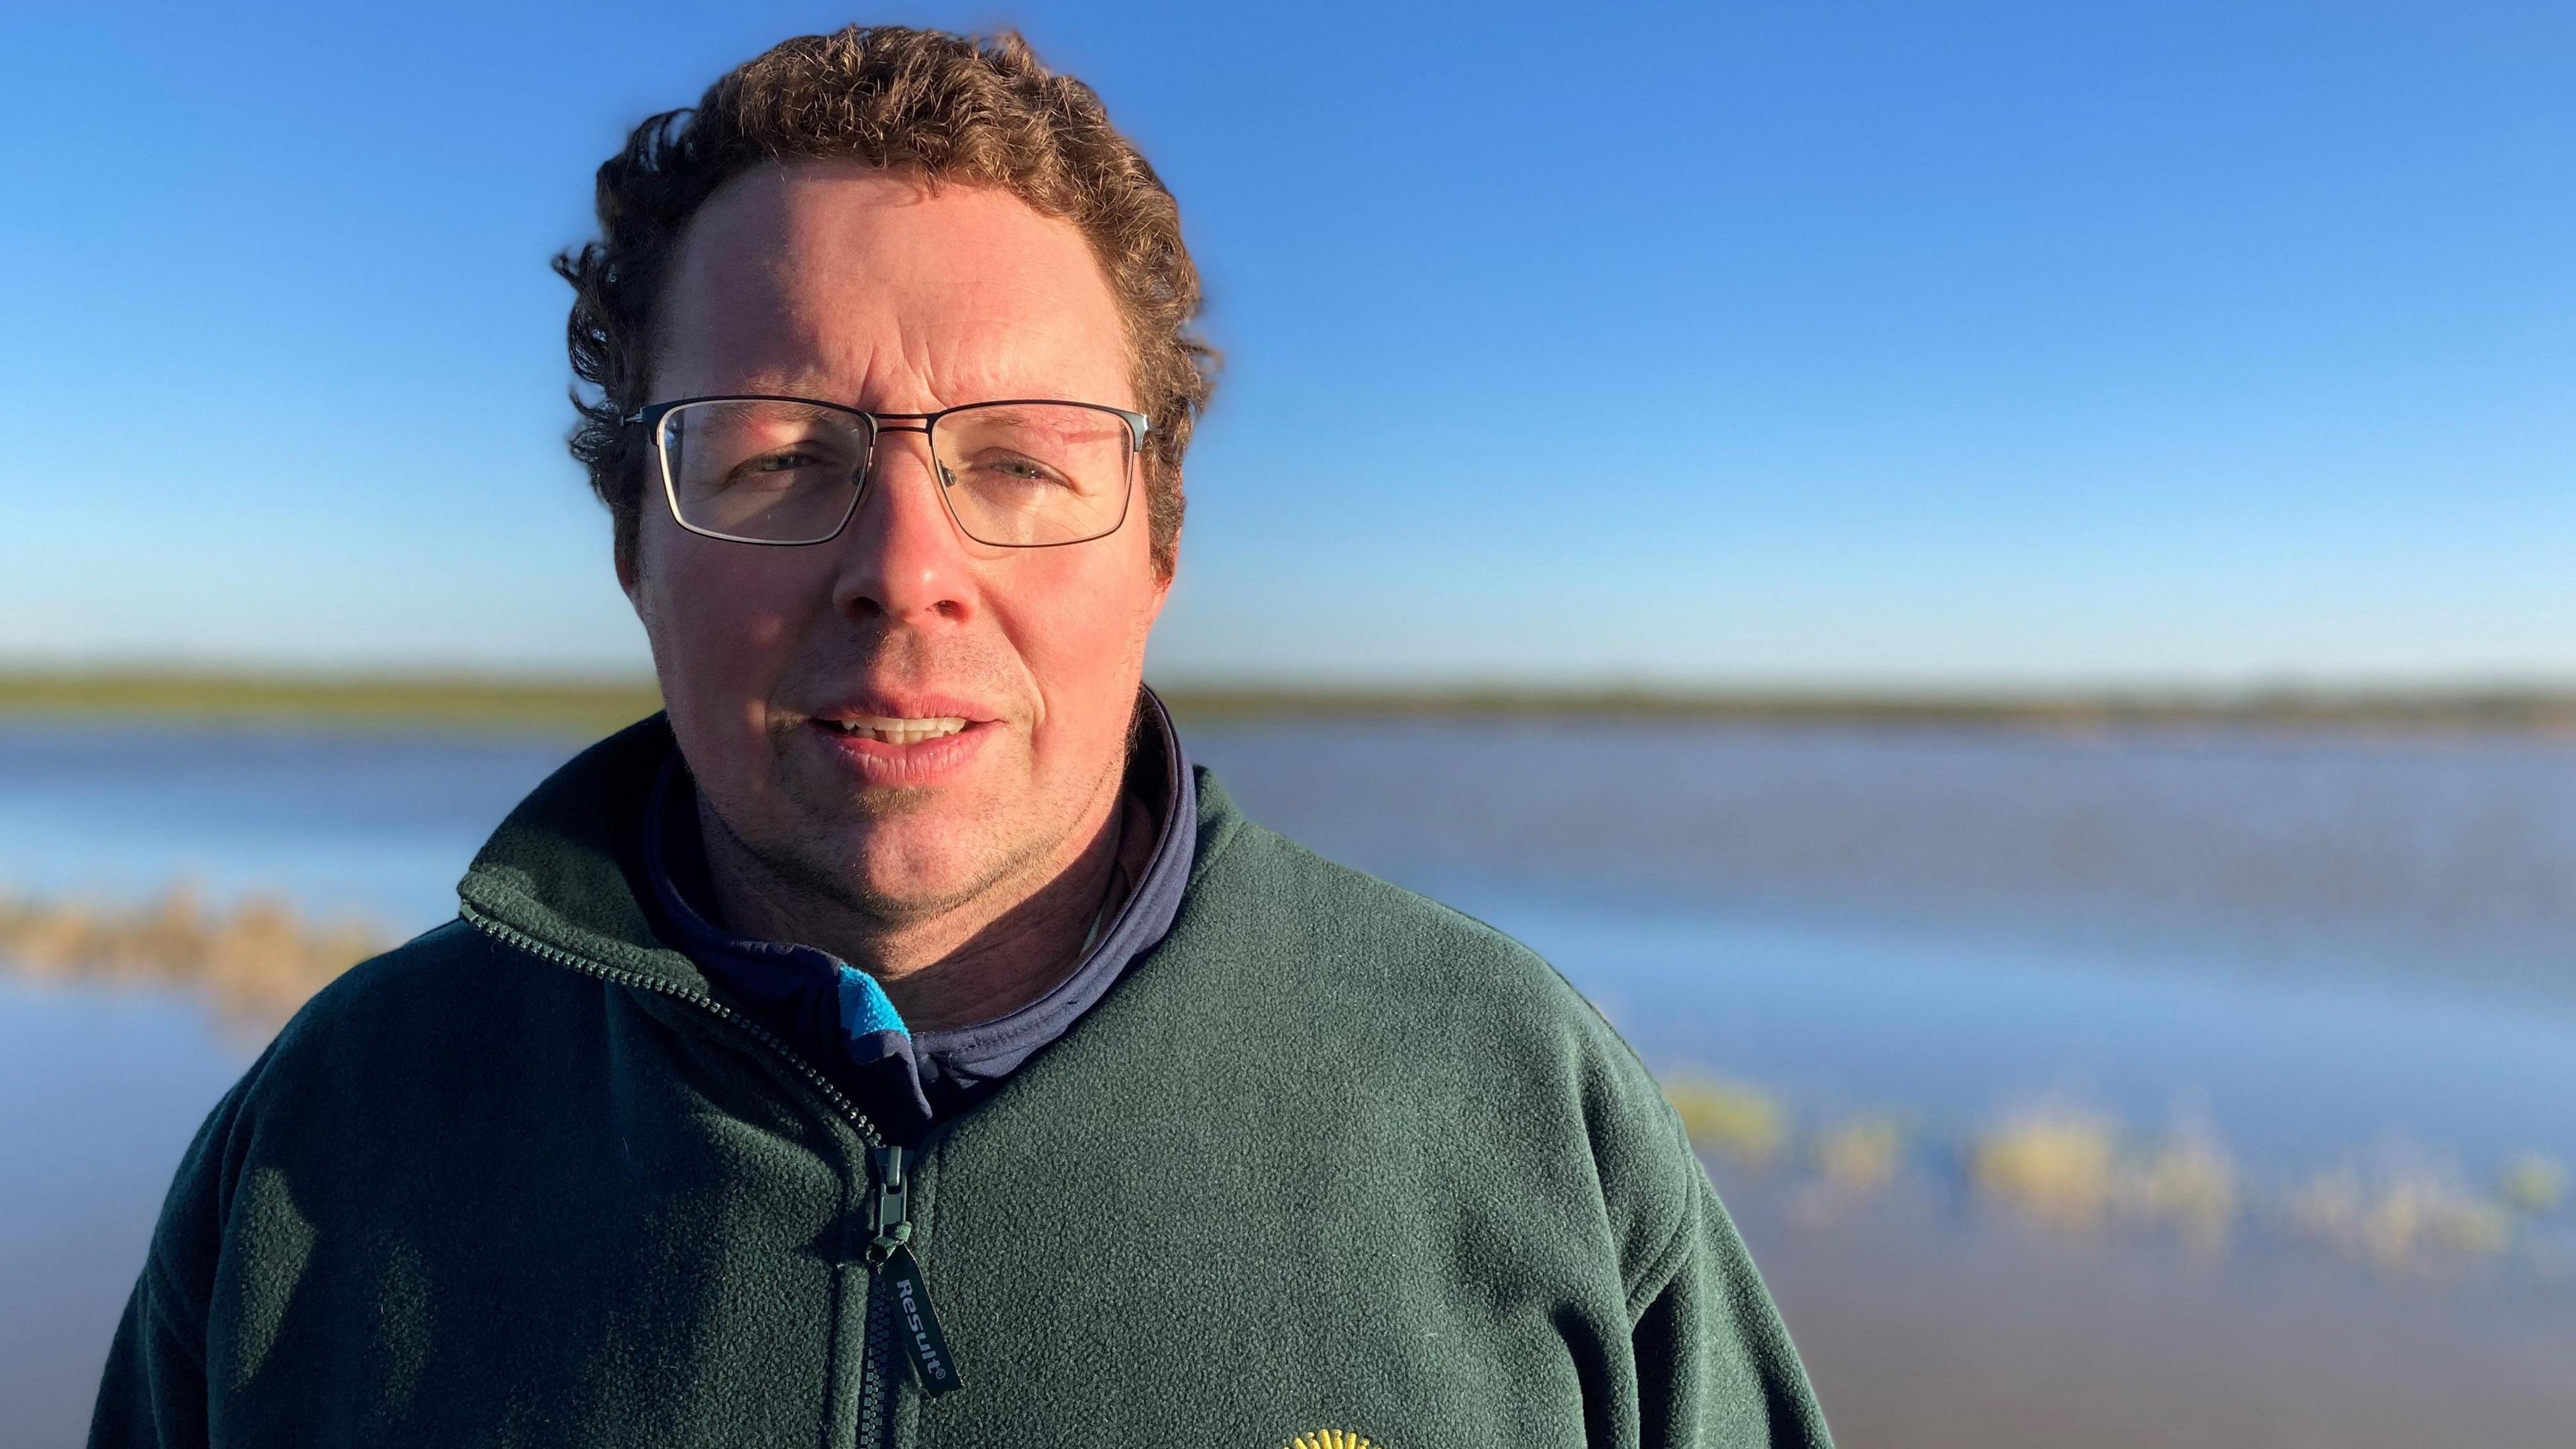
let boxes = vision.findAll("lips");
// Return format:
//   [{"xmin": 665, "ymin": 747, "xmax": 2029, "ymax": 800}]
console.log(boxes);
[{"xmin": 803, "ymin": 698, "xmax": 999, "ymax": 788}]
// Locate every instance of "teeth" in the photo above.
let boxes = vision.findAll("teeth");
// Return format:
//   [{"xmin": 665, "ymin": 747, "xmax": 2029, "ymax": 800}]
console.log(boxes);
[{"xmin": 825, "ymin": 714, "xmax": 968, "ymax": 745}]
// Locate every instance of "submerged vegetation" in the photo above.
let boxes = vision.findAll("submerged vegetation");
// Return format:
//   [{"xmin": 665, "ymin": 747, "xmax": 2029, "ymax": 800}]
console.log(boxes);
[
  {"xmin": 2291, "ymin": 1165, "xmax": 2514, "ymax": 1269},
  {"xmin": 1664, "ymin": 1076, "xmax": 1792, "ymax": 1164},
  {"xmin": 1665, "ymin": 1073, "xmax": 2569, "ymax": 1285},
  {"xmin": 1813, "ymin": 1116, "xmax": 1905, "ymax": 1197},
  {"xmin": 0, "ymin": 881, "xmax": 384, "ymax": 1025},
  {"xmin": 1975, "ymin": 1108, "xmax": 2239, "ymax": 1255},
  {"xmin": 3, "ymin": 871, "xmax": 2564, "ymax": 1295}
]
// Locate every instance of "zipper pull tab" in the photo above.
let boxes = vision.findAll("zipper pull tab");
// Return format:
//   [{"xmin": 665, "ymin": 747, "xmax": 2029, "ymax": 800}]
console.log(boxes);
[{"xmin": 867, "ymin": 1145, "xmax": 963, "ymax": 1396}]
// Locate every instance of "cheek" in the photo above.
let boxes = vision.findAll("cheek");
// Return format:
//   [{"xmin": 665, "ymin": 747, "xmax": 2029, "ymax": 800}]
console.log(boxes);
[
  {"xmin": 640, "ymin": 529, "xmax": 826, "ymax": 735},
  {"xmin": 1000, "ymin": 547, "xmax": 1160, "ymax": 747}
]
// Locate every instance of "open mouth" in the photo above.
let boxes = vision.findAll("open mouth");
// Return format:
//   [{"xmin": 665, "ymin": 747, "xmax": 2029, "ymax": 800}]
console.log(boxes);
[{"xmin": 816, "ymin": 714, "xmax": 972, "ymax": 746}]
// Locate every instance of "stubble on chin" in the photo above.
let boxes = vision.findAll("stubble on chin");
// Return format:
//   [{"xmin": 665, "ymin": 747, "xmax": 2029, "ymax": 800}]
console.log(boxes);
[{"xmin": 735, "ymin": 735, "xmax": 1043, "ymax": 927}]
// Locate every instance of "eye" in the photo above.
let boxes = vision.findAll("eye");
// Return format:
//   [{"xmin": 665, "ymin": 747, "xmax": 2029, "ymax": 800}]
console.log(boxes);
[
  {"xmin": 963, "ymin": 451, "xmax": 1069, "ymax": 488},
  {"xmin": 720, "ymin": 445, "xmax": 849, "ymax": 490}
]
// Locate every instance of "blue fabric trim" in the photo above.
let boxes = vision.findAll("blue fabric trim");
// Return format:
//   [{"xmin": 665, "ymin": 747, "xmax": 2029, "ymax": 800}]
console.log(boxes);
[
  {"xmin": 639, "ymin": 687, "xmax": 1198, "ymax": 1138},
  {"xmin": 837, "ymin": 967, "xmax": 909, "ymax": 1039}
]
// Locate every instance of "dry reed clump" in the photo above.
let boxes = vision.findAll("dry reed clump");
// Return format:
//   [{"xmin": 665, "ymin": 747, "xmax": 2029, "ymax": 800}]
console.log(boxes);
[
  {"xmin": 1970, "ymin": 1108, "xmax": 2239, "ymax": 1250},
  {"xmin": 2500, "ymin": 1152, "xmax": 2569, "ymax": 1214},
  {"xmin": 2119, "ymin": 1130, "xmax": 2239, "ymax": 1257},
  {"xmin": 1972, "ymin": 1106, "xmax": 2120, "ymax": 1232},
  {"xmin": 1646, "ymin": 1064, "xmax": 2565, "ymax": 1286},
  {"xmin": 1815, "ymin": 1116, "xmax": 1905, "ymax": 1197},
  {"xmin": 0, "ymin": 881, "xmax": 384, "ymax": 1024},
  {"xmin": 2291, "ymin": 1166, "xmax": 2514, "ymax": 1273},
  {"xmin": 1664, "ymin": 1076, "xmax": 1790, "ymax": 1166}
]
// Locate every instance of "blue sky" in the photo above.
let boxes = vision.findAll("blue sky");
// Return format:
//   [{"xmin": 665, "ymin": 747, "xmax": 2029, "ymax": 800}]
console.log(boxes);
[{"xmin": 3, "ymin": 0, "xmax": 2569, "ymax": 686}]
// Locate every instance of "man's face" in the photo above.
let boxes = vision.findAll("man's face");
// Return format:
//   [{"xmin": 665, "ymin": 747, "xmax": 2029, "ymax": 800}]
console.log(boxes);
[{"xmin": 627, "ymin": 161, "xmax": 1167, "ymax": 922}]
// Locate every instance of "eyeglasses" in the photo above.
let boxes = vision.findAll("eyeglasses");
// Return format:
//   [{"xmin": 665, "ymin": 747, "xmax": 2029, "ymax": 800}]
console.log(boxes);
[{"xmin": 625, "ymin": 395, "xmax": 1150, "ymax": 548}]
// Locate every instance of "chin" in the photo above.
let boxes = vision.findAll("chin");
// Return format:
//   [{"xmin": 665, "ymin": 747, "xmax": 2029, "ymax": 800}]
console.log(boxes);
[{"xmin": 804, "ymin": 810, "xmax": 1016, "ymax": 919}]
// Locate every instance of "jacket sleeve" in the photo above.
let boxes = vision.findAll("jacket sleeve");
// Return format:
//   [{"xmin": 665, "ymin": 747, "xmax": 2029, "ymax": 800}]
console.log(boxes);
[
  {"xmin": 89, "ymin": 1266, "xmax": 211, "ymax": 1449},
  {"xmin": 1629, "ymin": 1163, "xmax": 1835, "ymax": 1448},
  {"xmin": 88, "ymin": 1057, "xmax": 264, "ymax": 1449}
]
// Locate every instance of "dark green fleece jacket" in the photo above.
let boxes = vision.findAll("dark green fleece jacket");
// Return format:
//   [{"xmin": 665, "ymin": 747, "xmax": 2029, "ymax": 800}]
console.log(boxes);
[{"xmin": 91, "ymin": 717, "xmax": 1830, "ymax": 1449}]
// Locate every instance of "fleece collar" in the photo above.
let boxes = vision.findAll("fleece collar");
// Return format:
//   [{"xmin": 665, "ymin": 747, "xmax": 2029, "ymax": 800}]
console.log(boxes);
[
  {"xmin": 455, "ymin": 692, "xmax": 1201, "ymax": 1142},
  {"xmin": 639, "ymin": 691, "xmax": 1198, "ymax": 1138}
]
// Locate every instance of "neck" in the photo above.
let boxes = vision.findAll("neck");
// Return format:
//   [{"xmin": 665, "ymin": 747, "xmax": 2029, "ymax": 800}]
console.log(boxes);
[{"xmin": 697, "ymin": 767, "xmax": 1135, "ymax": 1034}]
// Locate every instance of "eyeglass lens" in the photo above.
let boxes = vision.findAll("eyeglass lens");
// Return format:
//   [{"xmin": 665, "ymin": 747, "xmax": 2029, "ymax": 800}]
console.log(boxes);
[{"xmin": 658, "ymin": 399, "xmax": 1133, "ymax": 546}]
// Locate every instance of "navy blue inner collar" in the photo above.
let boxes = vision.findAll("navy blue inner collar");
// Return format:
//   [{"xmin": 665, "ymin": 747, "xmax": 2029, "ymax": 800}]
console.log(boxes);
[{"xmin": 641, "ymin": 688, "xmax": 1197, "ymax": 1140}]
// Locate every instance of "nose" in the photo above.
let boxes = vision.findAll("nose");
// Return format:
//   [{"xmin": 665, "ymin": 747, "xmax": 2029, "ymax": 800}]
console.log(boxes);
[{"xmin": 830, "ymin": 429, "xmax": 975, "ymax": 626}]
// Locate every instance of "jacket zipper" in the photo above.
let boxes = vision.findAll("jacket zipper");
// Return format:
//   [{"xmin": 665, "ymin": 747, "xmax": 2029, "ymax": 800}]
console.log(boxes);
[
  {"xmin": 865, "ymin": 1144, "xmax": 961, "ymax": 1395},
  {"xmin": 458, "ymin": 906, "xmax": 959, "ymax": 1442}
]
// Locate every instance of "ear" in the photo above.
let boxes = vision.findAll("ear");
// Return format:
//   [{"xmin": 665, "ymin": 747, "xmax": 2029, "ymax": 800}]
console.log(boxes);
[
  {"xmin": 1143, "ymin": 482, "xmax": 1177, "ymax": 621},
  {"xmin": 1148, "ymin": 558, "xmax": 1173, "ymax": 615},
  {"xmin": 1143, "ymin": 546, "xmax": 1175, "ymax": 626}
]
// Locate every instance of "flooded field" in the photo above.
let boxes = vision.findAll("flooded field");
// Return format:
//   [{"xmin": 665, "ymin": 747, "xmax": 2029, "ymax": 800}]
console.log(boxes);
[{"xmin": 4, "ymin": 714, "xmax": 2574, "ymax": 1446}]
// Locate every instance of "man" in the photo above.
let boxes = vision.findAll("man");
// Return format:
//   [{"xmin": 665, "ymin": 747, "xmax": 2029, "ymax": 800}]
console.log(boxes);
[{"xmin": 93, "ymin": 26, "xmax": 1829, "ymax": 1449}]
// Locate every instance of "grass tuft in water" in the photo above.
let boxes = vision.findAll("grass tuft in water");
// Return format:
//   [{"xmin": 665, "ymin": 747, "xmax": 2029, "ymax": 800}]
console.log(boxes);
[
  {"xmin": 1815, "ymin": 1116, "xmax": 1905, "ymax": 1197},
  {"xmin": 2119, "ymin": 1130, "xmax": 2240, "ymax": 1257},
  {"xmin": 2500, "ymin": 1152, "xmax": 2569, "ymax": 1215},
  {"xmin": 1969, "ymin": 1110, "xmax": 2242, "ymax": 1252},
  {"xmin": 2290, "ymin": 1165, "xmax": 2515, "ymax": 1273},
  {"xmin": 1664, "ymin": 1076, "xmax": 1790, "ymax": 1165},
  {"xmin": 0, "ymin": 881, "xmax": 384, "ymax": 1024},
  {"xmin": 1972, "ymin": 1106, "xmax": 2121, "ymax": 1232}
]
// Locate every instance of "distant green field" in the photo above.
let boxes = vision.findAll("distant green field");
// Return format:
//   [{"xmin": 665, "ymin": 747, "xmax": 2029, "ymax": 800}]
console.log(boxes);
[
  {"xmin": 3, "ymin": 669, "xmax": 2574, "ymax": 737},
  {"xmin": 0, "ymin": 671, "xmax": 664, "ymax": 737}
]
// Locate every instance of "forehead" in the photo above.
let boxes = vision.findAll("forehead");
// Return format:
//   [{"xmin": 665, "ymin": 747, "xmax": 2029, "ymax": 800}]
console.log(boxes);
[{"xmin": 655, "ymin": 160, "xmax": 1134, "ymax": 409}]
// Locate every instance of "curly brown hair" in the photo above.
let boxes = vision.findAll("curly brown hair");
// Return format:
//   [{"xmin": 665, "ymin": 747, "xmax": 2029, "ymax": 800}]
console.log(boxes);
[{"xmin": 553, "ymin": 25, "xmax": 1215, "ymax": 580}]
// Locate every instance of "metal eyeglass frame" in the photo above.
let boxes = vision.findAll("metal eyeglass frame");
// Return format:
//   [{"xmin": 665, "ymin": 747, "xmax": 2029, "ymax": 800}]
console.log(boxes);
[{"xmin": 623, "ymin": 394, "xmax": 1153, "ymax": 548}]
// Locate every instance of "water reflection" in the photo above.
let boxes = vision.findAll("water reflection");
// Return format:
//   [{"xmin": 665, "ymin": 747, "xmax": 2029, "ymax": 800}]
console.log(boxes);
[{"xmin": 1191, "ymin": 717, "xmax": 2576, "ymax": 1002}]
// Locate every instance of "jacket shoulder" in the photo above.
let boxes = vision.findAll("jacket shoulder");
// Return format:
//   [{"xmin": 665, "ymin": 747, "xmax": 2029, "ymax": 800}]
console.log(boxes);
[
  {"xmin": 245, "ymin": 917, "xmax": 537, "ymax": 1089},
  {"xmin": 1191, "ymin": 810, "xmax": 1644, "ymax": 1056},
  {"xmin": 213, "ymin": 914, "xmax": 649, "ymax": 1187},
  {"xmin": 127, "ymin": 919, "xmax": 522, "ymax": 1352},
  {"xmin": 288, "ymin": 915, "xmax": 523, "ymax": 1022},
  {"xmin": 1173, "ymin": 808, "xmax": 1703, "ymax": 1285}
]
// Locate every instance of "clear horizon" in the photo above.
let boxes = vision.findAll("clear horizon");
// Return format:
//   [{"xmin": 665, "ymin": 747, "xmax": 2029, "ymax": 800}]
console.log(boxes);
[{"xmin": 5, "ymin": 1, "xmax": 2570, "ymax": 687}]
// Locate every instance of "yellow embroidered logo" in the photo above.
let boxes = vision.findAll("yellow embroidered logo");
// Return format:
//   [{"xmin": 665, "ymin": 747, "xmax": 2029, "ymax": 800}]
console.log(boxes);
[{"xmin": 1285, "ymin": 1433, "xmax": 1381, "ymax": 1449}]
